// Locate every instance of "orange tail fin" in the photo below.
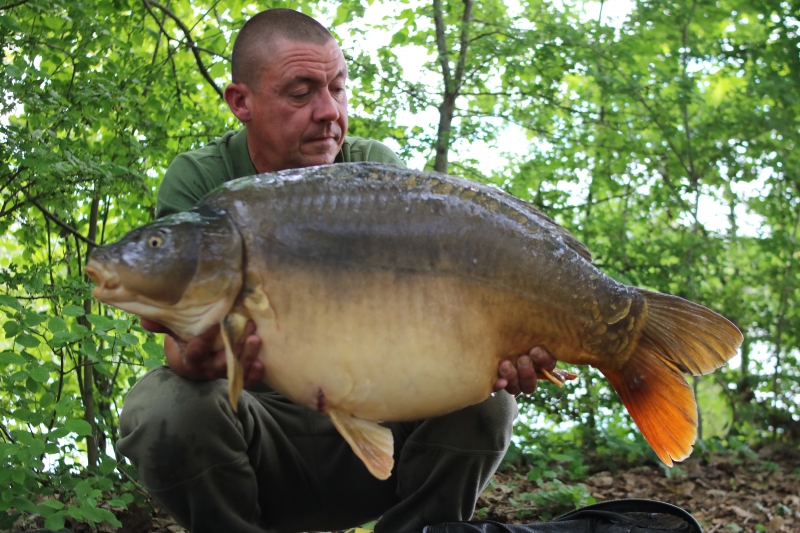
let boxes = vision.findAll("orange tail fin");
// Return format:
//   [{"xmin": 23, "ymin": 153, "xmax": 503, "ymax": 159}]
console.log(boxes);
[{"xmin": 599, "ymin": 290, "xmax": 742, "ymax": 466}]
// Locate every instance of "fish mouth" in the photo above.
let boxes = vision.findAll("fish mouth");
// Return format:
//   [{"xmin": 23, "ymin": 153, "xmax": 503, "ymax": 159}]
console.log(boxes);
[{"xmin": 84, "ymin": 260, "xmax": 122, "ymax": 299}]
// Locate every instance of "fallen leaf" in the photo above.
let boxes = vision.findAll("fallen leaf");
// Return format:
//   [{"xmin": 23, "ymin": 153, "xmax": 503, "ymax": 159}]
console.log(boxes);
[
  {"xmin": 728, "ymin": 505, "xmax": 753, "ymax": 520},
  {"xmin": 676, "ymin": 481, "xmax": 695, "ymax": 496},
  {"xmin": 766, "ymin": 516, "xmax": 785, "ymax": 533},
  {"xmin": 589, "ymin": 475, "xmax": 614, "ymax": 487}
]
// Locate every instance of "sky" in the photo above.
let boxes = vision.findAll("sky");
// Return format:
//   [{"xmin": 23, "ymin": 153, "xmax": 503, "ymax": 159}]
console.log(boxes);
[{"xmin": 322, "ymin": 0, "xmax": 767, "ymax": 239}]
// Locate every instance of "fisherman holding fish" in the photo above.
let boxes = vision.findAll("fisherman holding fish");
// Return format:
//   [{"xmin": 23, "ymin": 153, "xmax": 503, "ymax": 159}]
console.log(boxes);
[{"xmin": 115, "ymin": 9, "xmax": 558, "ymax": 533}]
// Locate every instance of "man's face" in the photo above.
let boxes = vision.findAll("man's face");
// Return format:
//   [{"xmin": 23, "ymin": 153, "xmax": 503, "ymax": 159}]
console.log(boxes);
[{"xmin": 238, "ymin": 38, "xmax": 348, "ymax": 173}]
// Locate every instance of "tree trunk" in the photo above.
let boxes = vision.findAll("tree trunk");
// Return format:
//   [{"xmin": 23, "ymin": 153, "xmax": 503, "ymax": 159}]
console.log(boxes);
[
  {"xmin": 80, "ymin": 187, "xmax": 101, "ymax": 468},
  {"xmin": 434, "ymin": 94, "xmax": 456, "ymax": 172},
  {"xmin": 432, "ymin": 0, "xmax": 473, "ymax": 173}
]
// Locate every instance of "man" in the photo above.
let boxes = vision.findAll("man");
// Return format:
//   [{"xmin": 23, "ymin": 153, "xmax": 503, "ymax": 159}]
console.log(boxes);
[{"xmin": 118, "ymin": 9, "xmax": 556, "ymax": 533}]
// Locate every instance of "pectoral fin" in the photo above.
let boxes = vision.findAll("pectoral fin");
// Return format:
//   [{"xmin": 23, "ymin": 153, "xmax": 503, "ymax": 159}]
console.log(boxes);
[
  {"xmin": 220, "ymin": 315, "xmax": 245, "ymax": 412},
  {"xmin": 328, "ymin": 409, "xmax": 394, "ymax": 480},
  {"xmin": 242, "ymin": 284, "xmax": 275, "ymax": 321}
]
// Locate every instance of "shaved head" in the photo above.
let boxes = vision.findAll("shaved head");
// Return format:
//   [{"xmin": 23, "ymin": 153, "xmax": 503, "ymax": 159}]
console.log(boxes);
[{"xmin": 232, "ymin": 9, "xmax": 336, "ymax": 89}]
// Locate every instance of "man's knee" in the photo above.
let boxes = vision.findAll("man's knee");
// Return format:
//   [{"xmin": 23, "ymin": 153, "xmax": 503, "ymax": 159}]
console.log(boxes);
[
  {"xmin": 117, "ymin": 367, "xmax": 246, "ymax": 489},
  {"xmin": 119, "ymin": 366, "xmax": 233, "ymax": 436}
]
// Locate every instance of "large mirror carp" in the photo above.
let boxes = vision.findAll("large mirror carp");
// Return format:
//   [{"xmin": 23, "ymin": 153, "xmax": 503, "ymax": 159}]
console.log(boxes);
[{"xmin": 85, "ymin": 163, "xmax": 742, "ymax": 479}]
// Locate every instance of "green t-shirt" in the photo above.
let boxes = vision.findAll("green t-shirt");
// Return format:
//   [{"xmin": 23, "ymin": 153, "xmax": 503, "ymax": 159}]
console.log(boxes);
[{"xmin": 156, "ymin": 130, "xmax": 406, "ymax": 218}]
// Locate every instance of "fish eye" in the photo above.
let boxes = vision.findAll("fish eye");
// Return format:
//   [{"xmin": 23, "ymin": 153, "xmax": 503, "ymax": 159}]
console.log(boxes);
[{"xmin": 147, "ymin": 235, "xmax": 164, "ymax": 248}]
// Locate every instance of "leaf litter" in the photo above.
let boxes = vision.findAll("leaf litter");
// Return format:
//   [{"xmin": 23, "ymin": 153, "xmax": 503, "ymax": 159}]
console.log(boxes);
[
  {"xmin": 475, "ymin": 443, "xmax": 800, "ymax": 533},
  {"xmin": 3, "ymin": 445, "xmax": 798, "ymax": 532}
]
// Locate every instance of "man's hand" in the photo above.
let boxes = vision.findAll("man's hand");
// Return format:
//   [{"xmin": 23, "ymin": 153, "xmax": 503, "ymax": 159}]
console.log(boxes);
[
  {"xmin": 140, "ymin": 318, "xmax": 265, "ymax": 388},
  {"xmin": 494, "ymin": 347, "xmax": 556, "ymax": 396}
]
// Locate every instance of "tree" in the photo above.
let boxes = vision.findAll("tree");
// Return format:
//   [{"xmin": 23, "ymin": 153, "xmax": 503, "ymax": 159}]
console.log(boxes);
[{"xmin": 1, "ymin": 0, "xmax": 799, "ymax": 528}]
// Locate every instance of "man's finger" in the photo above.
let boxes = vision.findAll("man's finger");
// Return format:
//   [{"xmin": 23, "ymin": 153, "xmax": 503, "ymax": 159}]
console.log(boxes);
[
  {"xmin": 516, "ymin": 354, "xmax": 538, "ymax": 394},
  {"xmin": 492, "ymin": 378, "xmax": 509, "ymax": 392},
  {"xmin": 528, "ymin": 346, "xmax": 556, "ymax": 370},
  {"xmin": 497, "ymin": 360, "xmax": 521, "ymax": 396}
]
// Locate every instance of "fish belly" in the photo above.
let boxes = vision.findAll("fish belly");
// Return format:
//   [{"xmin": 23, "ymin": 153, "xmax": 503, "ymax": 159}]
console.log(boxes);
[{"xmin": 248, "ymin": 263, "xmax": 581, "ymax": 422}]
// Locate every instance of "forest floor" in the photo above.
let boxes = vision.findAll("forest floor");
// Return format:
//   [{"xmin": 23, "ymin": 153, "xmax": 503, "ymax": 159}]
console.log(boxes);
[
  {"xmin": 477, "ymin": 443, "xmax": 800, "ymax": 533},
  {"xmin": 5, "ymin": 443, "xmax": 799, "ymax": 533}
]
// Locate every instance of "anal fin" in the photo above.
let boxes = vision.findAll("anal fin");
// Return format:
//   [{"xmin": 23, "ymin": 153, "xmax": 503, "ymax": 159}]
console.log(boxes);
[{"xmin": 328, "ymin": 409, "xmax": 394, "ymax": 480}]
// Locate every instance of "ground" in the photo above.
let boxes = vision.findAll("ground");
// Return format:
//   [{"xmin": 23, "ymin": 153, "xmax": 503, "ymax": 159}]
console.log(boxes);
[
  {"xmin": 477, "ymin": 443, "xmax": 800, "ymax": 533},
  {"xmin": 4, "ymin": 443, "xmax": 799, "ymax": 533}
]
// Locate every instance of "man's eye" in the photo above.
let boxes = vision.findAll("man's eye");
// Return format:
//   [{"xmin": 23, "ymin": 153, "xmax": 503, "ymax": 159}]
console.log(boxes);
[{"xmin": 292, "ymin": 92, "xmax": 311, "ymax": 99}]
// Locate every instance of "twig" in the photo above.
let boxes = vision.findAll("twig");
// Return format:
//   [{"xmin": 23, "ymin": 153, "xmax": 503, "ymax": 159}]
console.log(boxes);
[
  {"xmin": 0, "ymin": 422, "xmax": 14, "ymax": 443},
  {"xmin": 0, "ymin": 0, "xmax": 29, "ymax": 11},
  {"xmin": 143, "ymin": 0, "xmax": 224, "ymax": 99},
  {"xmin": 116, "ymin": 462, "xmax": 156, "ymax": 511},
  {"xmin": 28, "ymin": 197, "xmax": 96, "ymax": 247}
]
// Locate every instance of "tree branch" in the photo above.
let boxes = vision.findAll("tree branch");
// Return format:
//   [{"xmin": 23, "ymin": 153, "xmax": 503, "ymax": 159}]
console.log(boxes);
[
  {"xmin": 28, "ymin": 197, "xmax": 97, "ymax": 247},
  {"xmin": 432, "ymin": 0, "xmax": 453, "ymax": 94},
  {"xmin": 453, "ymin": 0, "xmax": 475, "ymax": 94},
  {"xmin": 142, "ymin": 0, "xmax": 224, "ymax": 99},
  {"xmin": 0, "ymin": 0, "xmax": 29, "ymax": 11}
]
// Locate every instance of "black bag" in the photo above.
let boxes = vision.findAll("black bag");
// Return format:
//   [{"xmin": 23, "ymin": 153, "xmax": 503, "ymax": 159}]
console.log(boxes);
[{"xmin": 421, "ymin": 499, "xmax": 703, "ymax": 533}]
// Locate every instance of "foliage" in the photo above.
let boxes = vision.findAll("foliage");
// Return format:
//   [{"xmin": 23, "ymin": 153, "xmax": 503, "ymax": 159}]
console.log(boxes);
[{"xmin": 1, "ymin": 0, "xmax": 799, "ymax": 527}]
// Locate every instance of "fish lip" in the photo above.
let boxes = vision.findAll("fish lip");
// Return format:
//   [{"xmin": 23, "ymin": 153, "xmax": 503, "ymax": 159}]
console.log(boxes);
[{"xmin": 84, "ymin": 261, "xmax": 121, "ymax": 294}]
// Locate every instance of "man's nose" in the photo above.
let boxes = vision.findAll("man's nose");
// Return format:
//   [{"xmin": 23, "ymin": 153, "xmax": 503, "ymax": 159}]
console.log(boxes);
[{"xmin": 312, "ymin": 89, "xmax": 340, "ymax": 122}]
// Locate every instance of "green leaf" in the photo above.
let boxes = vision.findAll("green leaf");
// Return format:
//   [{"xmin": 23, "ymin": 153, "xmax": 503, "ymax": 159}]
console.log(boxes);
[
  {"xmin": 22, "ymin": 311, "xmax": 46, "ymax": 327},
  {"xmin": 55, "ymin": 398, "xmax": 74, "ymax": 416},
  {"xmin": 39, "ymin": 392, "xmax": 56, "ymax": 407},
  {"xmin": 0, "ymin": 295, "xmax": 22, "ymax": 311},
  {"xmin": 74, "ymin": 480, "xmax": 92, "ymax": 499},
  {"xmin": 43, "ymin": 511, "xmax": 66, "ymax": 531},
  {"xmin": 86, "ymin": 314, "xmax": 114, "ymax": 330},
  {"xmin": 65, "ymin": 419, "xmax": 92, "ymax": 436},
  {"xmin": 62, "ymin": 305, "xmax": 86, "ymax": 317},
  {"xmin": 98, "ymin": 459, "xmax": 117, "ymax": 476},
  {"xmin": 67, "ymin": 504, "xmax": 83, "ymax": 520},
  {"xmin": 28, "ymin": 439, "xmax": 44, "ymax": 457},
  {"xmin": 0, "ymin": 351, "xmax": 25, "ymax": 365},
  {"xmin": 106, "ymin": 499, "xmax": 127, "ymax": 507},
  {"xmin": 50, "ymin": 330, "xmax": 80, "ymax": 346},
  {"xmin": 83, "ymin": 506, "xmax": 121, "ymax": 526},
  {"xmin": 141, "ymin": 341, "xmax": 164, "ymax": 358},
  {"xmin": 0, "ymin": 443, "xmax": 18, "ymax": 457},
  {"xmin": 41, "ymin": 499, "xmax": 65, "ymax": 510},
  {"xmin": 3, "ymin": 321, "xmax": 20, "ymax": 338},
  {"xmin": 28, "ymin": 364, "xmax": 50, "ymax": 382},
  {"xmin": 11, "ymin": 469, "xmax": 25, "ymax": 484},
  {"xmin": 47, "ymin": 316, "xmax": 68, "ymax": 333},
  {"xmin": 10, "ymin": 370, "xmax": 29, "ymax": 382},
  {"xmin": 117, "ymin": 332, "xmax": 139, "ymax": 346},
  {"xmin": 11, "ymin": 496, "xmax": 37, "ymax": 513},
  {"xmin": 15, "ymin": 334, "xmax": 40, "ymax": 348},
  {"xmin": 47, "ymin": 426, "xmax": 70, "ymax": 440},
  {"xmin": 143, "ymin": 357, "xmax": 163, "ymax": 369}
]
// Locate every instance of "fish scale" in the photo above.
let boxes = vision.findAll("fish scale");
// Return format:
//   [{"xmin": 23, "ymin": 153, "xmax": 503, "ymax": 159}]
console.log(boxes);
[{"xmin": 85, "ymin": 163, "xmax": 742, "ymax": 480}]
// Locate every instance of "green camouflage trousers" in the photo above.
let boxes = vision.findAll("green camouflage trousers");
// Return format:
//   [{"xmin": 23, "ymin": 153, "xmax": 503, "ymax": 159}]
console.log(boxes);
[{"xmin": 117, "ymin": 366, "xmax": 517, "ymax": 533}]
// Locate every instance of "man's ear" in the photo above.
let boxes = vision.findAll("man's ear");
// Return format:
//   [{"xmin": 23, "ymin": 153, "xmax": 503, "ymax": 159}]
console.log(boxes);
[{"xmin": 224, "ymin": 83, "xmax": 251, "ymax": 122}]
